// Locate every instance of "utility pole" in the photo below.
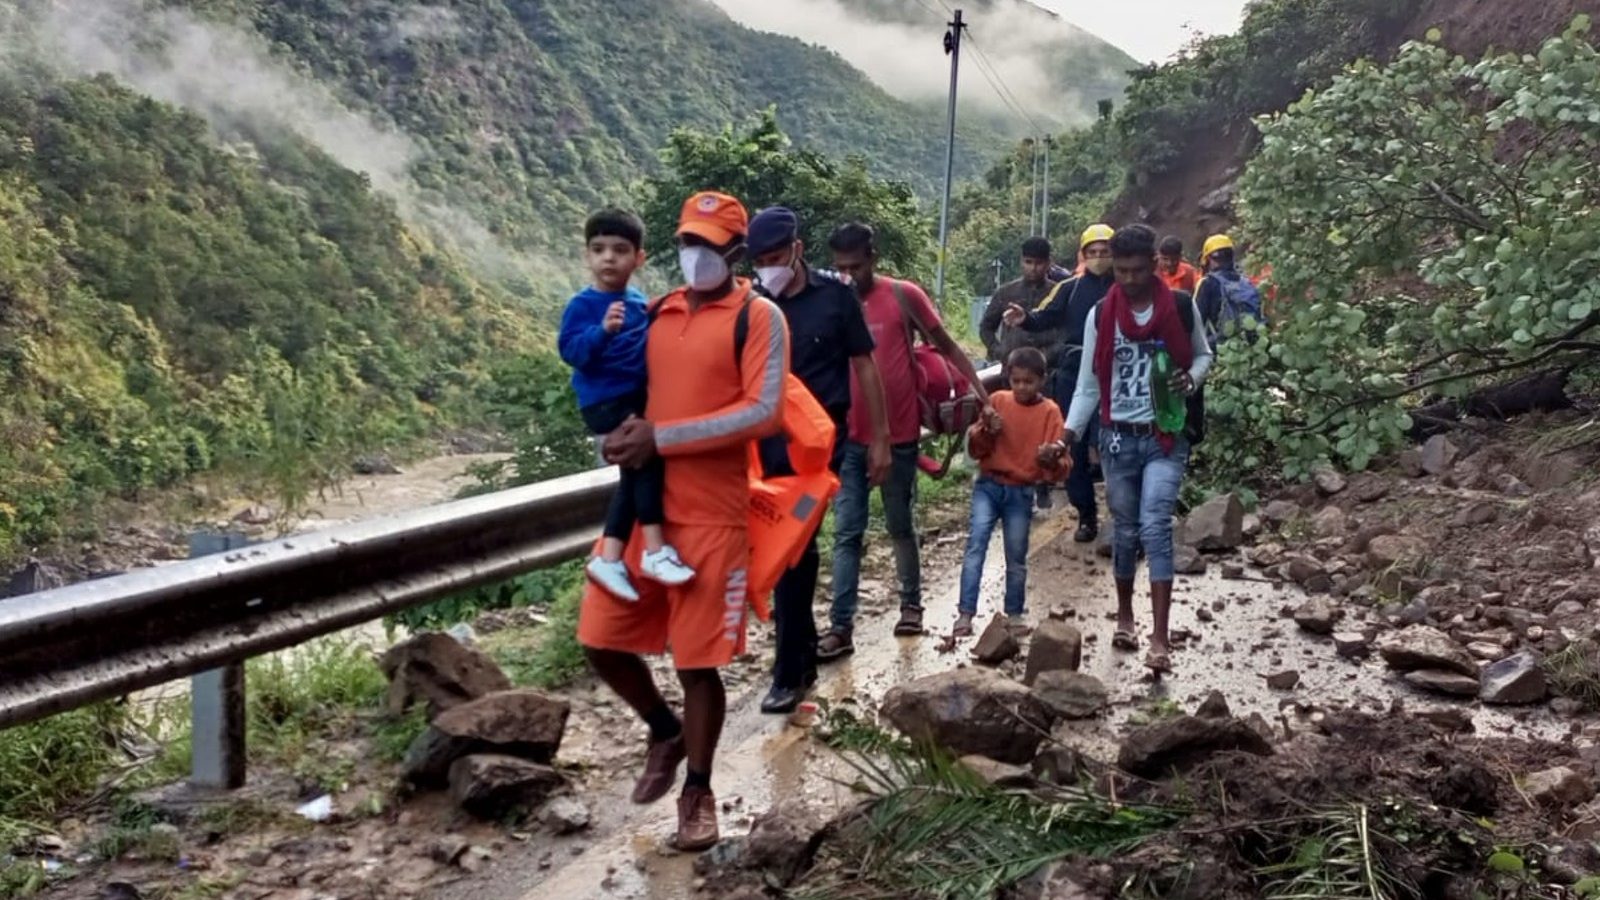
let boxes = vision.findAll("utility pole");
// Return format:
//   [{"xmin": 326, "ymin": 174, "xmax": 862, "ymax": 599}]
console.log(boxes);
[
  {"xmin": 934, "ymin": 8, "xmax": 965, "ymax": 306},
  {"xmin": 1025, "ymin": 138, "xmax": 1037, "ymax": 235},
  {"xmin": 1041, "ymin": 134, "xmax": 1051, "ymax": 240}
]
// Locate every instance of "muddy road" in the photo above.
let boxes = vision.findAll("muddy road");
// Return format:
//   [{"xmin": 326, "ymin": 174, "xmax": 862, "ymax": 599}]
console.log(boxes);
[{"xmin": 437, "ymin": 503, "xmax": 1566, "ymax": 900}]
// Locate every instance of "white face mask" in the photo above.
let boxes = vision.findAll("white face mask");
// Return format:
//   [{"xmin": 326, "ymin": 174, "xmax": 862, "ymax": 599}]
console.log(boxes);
[
  {"xmin": 679, "ymin": 245, "xmax": 730, "ymax": 291},
  {"xmin": 755, "ymin": 248, "xmax": 798, "ymax": 297}
]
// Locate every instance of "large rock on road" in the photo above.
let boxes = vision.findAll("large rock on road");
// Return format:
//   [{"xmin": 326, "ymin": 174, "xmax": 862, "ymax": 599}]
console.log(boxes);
[
  {"xmin": 405, "ymin": 689, "xmax": 570, "ymax": 785},
  {"xmin": 1480, "ymin": 652, "xmax": 1548, "ymax": 705},
  {"xmin": 448, "ymin": 754, "xmax": 566, "ymax": 819},
  {"xmin": 381, "ymin": 632, "xmax": 512, "ymax": 717},
  {"xmin": 1184, "ymin": 493, "xmax": 1245, "ymax": 551},
  {"xmin": 1030, "ymin": 671, "xmax": 1107, "ymax": 719},
  {"xmin": 1117, "ymin": 715, "xmax": 1274, "ymax": 777},
  {"xmin": 881, "ymin": 668, "xmax": 1054, "ymax": 764},
  {"xmin": 1376, "ymin": 626, "xmax": 1476, "ymax": 676},
  {"xmin": 1022, "ymin": 621, "xmax": 1082, "ymax": 685}
]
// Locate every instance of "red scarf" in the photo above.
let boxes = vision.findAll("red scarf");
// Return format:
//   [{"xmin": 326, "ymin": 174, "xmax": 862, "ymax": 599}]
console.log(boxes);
[{"xmin": 1093, "ymin": 278, "xmax": 1194, "ymax": 453}]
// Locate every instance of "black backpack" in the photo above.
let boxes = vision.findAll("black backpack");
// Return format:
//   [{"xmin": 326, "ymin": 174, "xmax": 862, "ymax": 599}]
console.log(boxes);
[{"xmin": 1088, "ymin": 292, "xmax": 1206, "ymax": 446}]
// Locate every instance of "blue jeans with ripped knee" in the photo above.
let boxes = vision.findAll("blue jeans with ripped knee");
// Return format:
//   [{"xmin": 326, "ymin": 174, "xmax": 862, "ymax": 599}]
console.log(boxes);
[{"xmin": 1099, "ymin": 430, "xmax": 1189, "ymax": 583}]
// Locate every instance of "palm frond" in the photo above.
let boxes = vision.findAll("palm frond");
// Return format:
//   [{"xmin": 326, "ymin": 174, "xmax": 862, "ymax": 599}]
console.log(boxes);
[
  {"xmin": 800, "ymin": 741, "xmax": 1182, "ymax": 900},
  {"xmin": 1255, "ymin": 804, "xmax": 1405, "ymax": 900}
]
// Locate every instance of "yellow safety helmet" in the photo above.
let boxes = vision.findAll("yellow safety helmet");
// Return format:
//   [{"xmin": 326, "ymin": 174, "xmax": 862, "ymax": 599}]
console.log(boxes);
[
  {"xmin": 1202, "ymin": 234, "xmax": 1235, "ymax": 260},
  {"xmin": 1079, "ymin": 224, "xmax": 1114, "ymax": 251}
]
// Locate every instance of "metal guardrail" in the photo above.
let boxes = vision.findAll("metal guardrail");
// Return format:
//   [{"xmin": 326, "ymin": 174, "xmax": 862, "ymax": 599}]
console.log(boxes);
[
  {"xmin": 0, "ymin": 468, "xmax": 616, "ymax": 731},
  {"xmin": 0, "ymin": 363, "xmax": 1002, "ymax": 786}
]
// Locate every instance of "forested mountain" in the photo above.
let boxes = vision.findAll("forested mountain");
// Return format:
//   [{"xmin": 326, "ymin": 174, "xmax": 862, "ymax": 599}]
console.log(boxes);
[
  {"xmin": 0, "ymin": 0, "xmax": 1017, "ymax": 561},
  {"xmin": 138, "ymin": 0, "xmax": 1003, "ymax": 255},
  {"xmin": 0, "ymin": 70, "xmax": 525, "ymax": 560}
]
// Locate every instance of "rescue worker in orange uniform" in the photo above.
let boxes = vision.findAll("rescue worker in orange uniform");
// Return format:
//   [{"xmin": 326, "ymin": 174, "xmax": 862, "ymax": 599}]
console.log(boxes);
[
  {"xmin": 1157, "ymin": 235, "xmax": 1201, "ymax": 295},
  {"xmin": 577, "ymin": 191, "xmax": 790, "ymax": 852}
]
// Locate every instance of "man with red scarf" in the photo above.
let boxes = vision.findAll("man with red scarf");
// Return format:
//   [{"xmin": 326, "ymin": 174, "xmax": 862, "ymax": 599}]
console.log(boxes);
[{"xmin": 1061, "ymin": 224, "xmax": 1213, "ymax": 675}]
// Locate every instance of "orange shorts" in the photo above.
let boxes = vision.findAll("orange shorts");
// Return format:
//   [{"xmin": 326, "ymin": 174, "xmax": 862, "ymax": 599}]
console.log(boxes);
[{"xmin": 576, "ymin": 523, "xmax": 749, "ymax": 670}]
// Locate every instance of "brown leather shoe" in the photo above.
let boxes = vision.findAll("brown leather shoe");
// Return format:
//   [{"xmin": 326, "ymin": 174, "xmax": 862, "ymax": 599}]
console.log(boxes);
[
  {"xmin": 631, "ymin": 736, "xmax": 685, "ymax": 804},
  {"xmin": 675, "ymin": 786, "xmax": 720, "ymax": 851}
]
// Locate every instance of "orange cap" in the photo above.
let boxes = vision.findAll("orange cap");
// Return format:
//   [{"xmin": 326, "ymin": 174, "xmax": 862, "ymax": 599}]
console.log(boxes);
[{"xmin": 676, "ymin": 191, "xmax": 748, "ymax": 246}]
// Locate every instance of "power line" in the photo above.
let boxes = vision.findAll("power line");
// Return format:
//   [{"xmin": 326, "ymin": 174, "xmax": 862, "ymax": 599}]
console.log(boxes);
[
  {"xmin": 964, "ymin": 30, "xmax": 1043, "ymax": 135},
  {"xmin": 966, "ymin": 50, "xmax": 1041, "ymax": 137}
]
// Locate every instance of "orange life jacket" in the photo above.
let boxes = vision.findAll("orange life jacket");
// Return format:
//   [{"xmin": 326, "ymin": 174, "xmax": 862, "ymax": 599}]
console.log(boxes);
[{"xmin": 745, "ymin": 373, "xmax": 840, "ymax": 620}]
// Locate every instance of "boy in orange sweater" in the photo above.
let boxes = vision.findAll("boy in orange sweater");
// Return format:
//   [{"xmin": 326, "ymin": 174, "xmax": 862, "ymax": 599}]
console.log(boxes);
[{"xmin": 953, "ymin": 347, "xmax": 1071, "ymax": 636}]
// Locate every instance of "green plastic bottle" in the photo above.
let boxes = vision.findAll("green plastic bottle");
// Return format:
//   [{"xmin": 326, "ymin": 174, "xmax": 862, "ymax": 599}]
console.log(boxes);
[{"xmin": 1150, "ymin": 340, "xmax": 1187, "ymax": 434}]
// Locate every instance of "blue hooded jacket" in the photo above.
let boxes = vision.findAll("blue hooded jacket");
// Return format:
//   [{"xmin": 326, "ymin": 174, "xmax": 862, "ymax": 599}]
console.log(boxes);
[{"xmin": 557, "ymin": 285, "xmax": 649, "ymax": 409}]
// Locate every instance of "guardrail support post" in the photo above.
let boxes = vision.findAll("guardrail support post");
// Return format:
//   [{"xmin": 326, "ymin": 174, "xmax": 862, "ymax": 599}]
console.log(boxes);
[{"xmin": 188, "ymin": 532, "xmax": 250, "ymax": 789}]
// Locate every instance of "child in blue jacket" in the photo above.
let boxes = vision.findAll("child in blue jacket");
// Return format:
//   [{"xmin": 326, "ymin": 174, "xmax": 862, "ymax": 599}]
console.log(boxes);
[{"xmin": 559, "ymin": 209, "xmax": 694, "ymax": 601}]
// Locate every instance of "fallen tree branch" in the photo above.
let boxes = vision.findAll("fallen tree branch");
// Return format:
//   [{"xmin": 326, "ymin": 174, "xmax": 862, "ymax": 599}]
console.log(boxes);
[
  {"xmin": 1289, "ymin": 313, "xmax": 1600, "ymax": 436},
  {"xmin": 1407, "ymin": 369, "xmax": 1573, "ymax": 439}
]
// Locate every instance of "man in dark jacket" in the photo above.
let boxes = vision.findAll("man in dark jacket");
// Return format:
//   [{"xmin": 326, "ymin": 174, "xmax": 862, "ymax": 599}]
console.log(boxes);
[
  {"xmin": 979, "ymin": 237, "xmax": 1064, "ymax": 373},
  {"xmin": 746, "ymin": 207, "xmax": 889, "ymax": 715},
  {"xmin": 1003, "ymin": 224, "xmax": 1115, "ymax": 541}
]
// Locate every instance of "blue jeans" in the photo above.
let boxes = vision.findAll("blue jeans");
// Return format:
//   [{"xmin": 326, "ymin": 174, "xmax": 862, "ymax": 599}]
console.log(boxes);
[
  {"xmin": 958, "ymin": 477, "xmax": 1035, "ymax": 617},
  {"xmin": 830, "ymin": 441, "xmax": 922, "ymax": 633},
  {"xmin": 1100, "ymin": 430, "xmax": 1189, "ymax": 583}
]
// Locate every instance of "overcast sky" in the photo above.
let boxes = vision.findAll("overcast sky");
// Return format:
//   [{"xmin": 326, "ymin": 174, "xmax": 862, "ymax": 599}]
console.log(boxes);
[{"xmin": 1033, "ymin": 0, "xmax": 1249, "ymax": 62}]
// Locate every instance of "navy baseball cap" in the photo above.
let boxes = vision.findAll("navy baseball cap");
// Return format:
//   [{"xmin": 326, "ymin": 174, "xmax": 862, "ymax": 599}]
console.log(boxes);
[{"xmin": 746, "ymin": 207, "xmax": 800, "ymax": 259}]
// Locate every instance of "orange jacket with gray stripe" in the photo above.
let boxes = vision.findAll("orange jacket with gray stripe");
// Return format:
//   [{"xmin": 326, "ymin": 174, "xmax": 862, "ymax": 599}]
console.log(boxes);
[{"xmin": 648, "ymin": 278, "xmax": 791, "ymax": 526}]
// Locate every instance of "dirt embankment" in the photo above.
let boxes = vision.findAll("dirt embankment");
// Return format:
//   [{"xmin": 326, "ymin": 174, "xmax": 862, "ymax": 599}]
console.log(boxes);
[{"xmin": 1107, "ymin": 0, "xmax": 1595, "ymax": 249}]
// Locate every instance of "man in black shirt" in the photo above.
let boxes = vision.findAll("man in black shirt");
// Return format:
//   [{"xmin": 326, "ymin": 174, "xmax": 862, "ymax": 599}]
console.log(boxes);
[
  {"xmin": 979, "ymin": 237, "xmax": 1065, "ymax": 373},
  {"xmin": 748, "ymin": 207, "xmax": 890, "ymax": 714}
]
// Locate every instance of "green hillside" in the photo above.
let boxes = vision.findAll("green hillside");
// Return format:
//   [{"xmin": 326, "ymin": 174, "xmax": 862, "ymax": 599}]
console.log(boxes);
[
  {"xmin": 0, "ymin": 0, "xmax": 1019, "ymax": 562},
  {"xmin": 151, "ymin": 0, "xmax": 1001, "ymax": 257},
  {"xmin": 0, "ymin": 70, "xmax": 525, "ymax": 560}
]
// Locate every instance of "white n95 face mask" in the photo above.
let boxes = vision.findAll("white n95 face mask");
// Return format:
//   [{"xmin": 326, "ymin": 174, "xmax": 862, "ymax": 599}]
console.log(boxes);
[
  {"xmin": 755, "ymin": 250, "xmax": 798, "ymax": 297},
  {"xmin": 679, "ymin": 245, "xmax": 729, "ymax": 291}
]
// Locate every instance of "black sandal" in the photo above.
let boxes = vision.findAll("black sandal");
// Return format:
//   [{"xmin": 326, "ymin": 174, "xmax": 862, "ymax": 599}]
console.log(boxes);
[{"xmin": 894, "ymin": 608, "xmax": 925, "ymax": 636}]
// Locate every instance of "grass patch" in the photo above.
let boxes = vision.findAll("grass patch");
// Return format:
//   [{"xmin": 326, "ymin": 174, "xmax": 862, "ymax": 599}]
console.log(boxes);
[
  {"xmin": 816, "ymin": 703, "xmax": 906, "ymax": 754},
  {"xmin": 1545, "ymin": 640, "xmax": 1600, "ymax": 710},
  {"xmin": 245, "ymin": 637, "xmax": 386, "ymax": 766},
  {"xmin": 0, "ymin": 703, "xmax": 135, "ymax": 846},
  {"xmin": 0, "ymin": 858, "xmax": 58, "ymax": 897},
  {"xmin": 480, "ymin": 589, "xmax": 587, "ymax": 690},
  {"xmin": 1126, "ymin": 697, "xmax": 1185, "ymax": 726},
  {"xmin": 193, "ymin": 797, "xmax": 290, "ymax": 840},
  {"xmin": 90, "ymin": 799, "xmax": 180, "ymax": 864},
  {"xmin": 1250, "ymin": 804, "xmax": 1409, "ymax": 899},
  {"xmin": 371, "ymin": 706, "xmax": 430, "ymax": 763}
]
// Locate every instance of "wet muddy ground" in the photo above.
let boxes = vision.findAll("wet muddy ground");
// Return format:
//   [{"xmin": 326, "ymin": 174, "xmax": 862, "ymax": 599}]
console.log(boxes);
[
  {"xmin": 29, "ymin": 446, "xmax": 1585, "ymax": 899},
  {"xmin": 438, "ymin": 501, "xmax": 1570, "ymax": 900}
]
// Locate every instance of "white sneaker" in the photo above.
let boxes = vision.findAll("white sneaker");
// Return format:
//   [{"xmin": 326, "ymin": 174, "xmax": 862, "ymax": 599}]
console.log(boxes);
[
  {"xmin": 640, "ymin": 546, "xmax": 696, "ymax": 586},
  {"xmin": 586, "ymin": 556, "xmax": 640, "ymax": 602}
]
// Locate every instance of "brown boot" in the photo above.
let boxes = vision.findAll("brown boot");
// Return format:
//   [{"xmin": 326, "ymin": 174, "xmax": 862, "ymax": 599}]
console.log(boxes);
[
  {"xmin": 631, "ymin": 735, "xmax": 685, "ymax": 804},
  {"xmin": 675, "ymin": 786, "xmax": 720, "ymax": 851}
]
